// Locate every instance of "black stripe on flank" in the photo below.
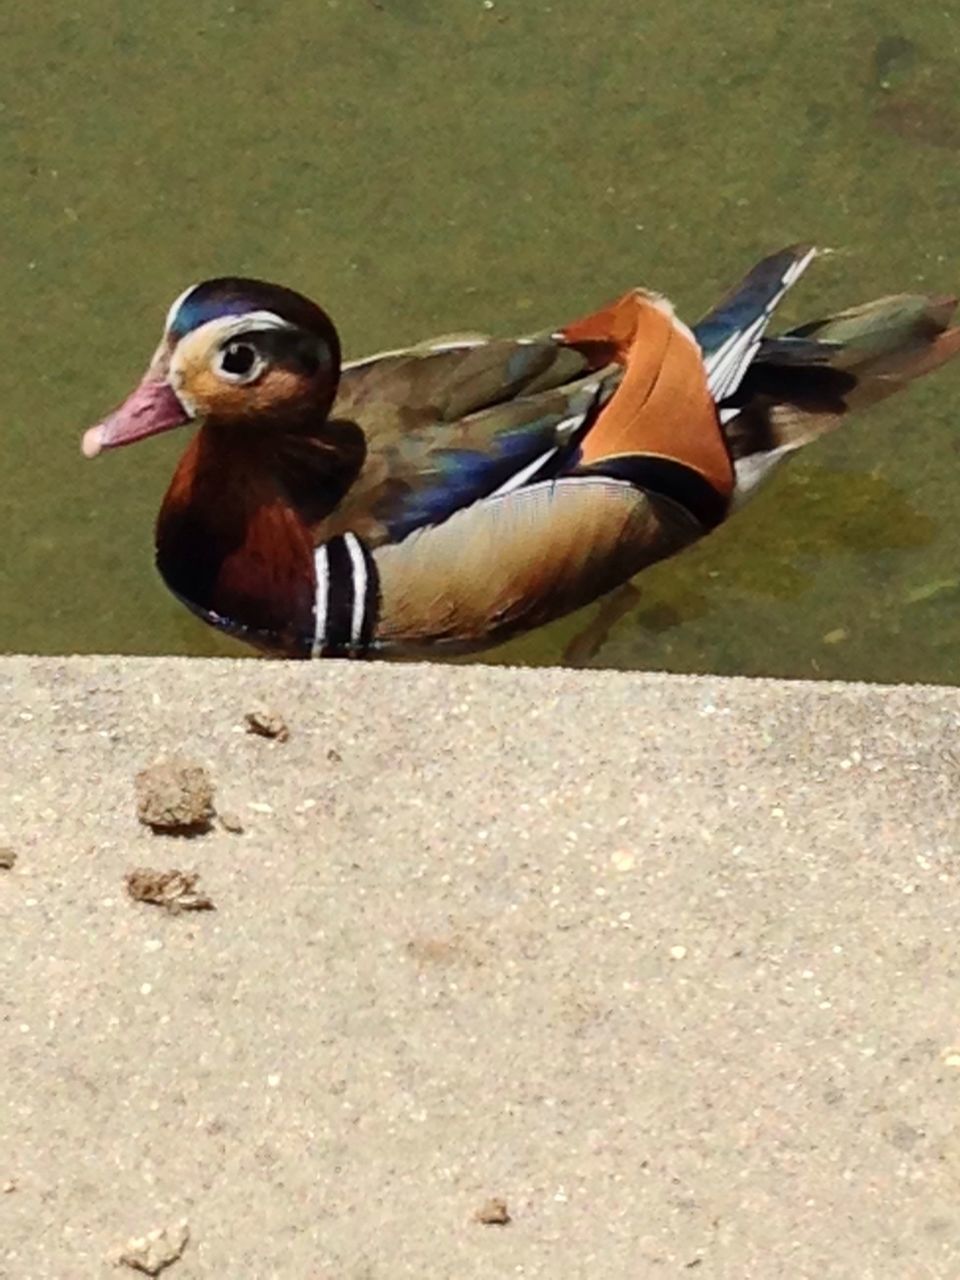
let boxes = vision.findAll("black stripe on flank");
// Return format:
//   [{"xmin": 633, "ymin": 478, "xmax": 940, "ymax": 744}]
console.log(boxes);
[
  {"xmin": 580, "ymin": 455, "xmax": 729, "ymax": 531},
  {"xmin": 323, "ymin": 537, "xmax": 356, "ymax": 655},
  {"xmin": 314, "ymin": 535, "xmax": 380, "ymax": 658},
  {"xmin": 357, "ymin": 540, "xmax": 381, "ymax": 654}
]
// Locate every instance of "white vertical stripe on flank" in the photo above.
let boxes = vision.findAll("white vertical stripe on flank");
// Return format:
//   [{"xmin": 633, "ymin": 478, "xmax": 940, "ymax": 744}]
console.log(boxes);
[
  {"xmin": 312, "ymin": 544, "xmax": 330, "ymax": 657},
  {"xmin": 343, "ymin": 533, "xmax": 368, "ymax": 650}
]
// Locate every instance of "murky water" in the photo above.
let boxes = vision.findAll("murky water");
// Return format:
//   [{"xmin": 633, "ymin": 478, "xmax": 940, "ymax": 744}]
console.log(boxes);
[{"xmin": 2, "ymin": 0, "xmax": 959, "ymax": 680}]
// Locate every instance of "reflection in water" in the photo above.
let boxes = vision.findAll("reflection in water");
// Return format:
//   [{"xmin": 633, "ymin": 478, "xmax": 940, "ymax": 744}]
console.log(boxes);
[
  {"xmin": 1, "ymin": 1, "xmax": 960, "ymax": 681},
  {"xmin": 563, "ymin": 584, "xmax": 641, "ymax": 667}
]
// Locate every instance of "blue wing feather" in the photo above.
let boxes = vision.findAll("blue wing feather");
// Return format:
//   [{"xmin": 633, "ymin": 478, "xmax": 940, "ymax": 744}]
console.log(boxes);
[
  {"xmin": 381, "ymin": 400, "xmax": 599, "ymax": 541},
  {"xmin": 693, "ymin": 245, "xmax": 817, "ymax": 402}
]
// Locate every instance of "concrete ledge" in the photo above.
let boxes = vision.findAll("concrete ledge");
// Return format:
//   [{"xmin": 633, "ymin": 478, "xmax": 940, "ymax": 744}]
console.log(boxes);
[{"xmin": 3, "ymin": 657, "xmax": 960, "ymax": 1277}]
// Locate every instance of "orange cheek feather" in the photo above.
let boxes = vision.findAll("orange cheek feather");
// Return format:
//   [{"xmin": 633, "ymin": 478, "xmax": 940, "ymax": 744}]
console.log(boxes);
[{"xmin": 184, "ymin": 365, "xmax": 308, "ymax": 420}]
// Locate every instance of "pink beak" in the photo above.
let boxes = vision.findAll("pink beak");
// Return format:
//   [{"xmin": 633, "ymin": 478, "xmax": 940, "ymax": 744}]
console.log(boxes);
[{"xmin": 82, "ymin": 377, "xmax": 192, "ymax": 459}]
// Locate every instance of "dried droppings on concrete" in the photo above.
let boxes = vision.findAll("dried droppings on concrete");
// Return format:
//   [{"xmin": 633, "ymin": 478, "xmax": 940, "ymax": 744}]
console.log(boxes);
[
  {"xmin": 135, "ymin": 759, "xmax": 215, "ymax": 833},
  {"xmin": 114, "ymin": 1220, "xmax": 190, "ymax": 1275},
  {"xmin": 474, "ymin": 1197, "xmax": 511, "ymax": 1225},
  {"xmin": 244, "ymin": 708, "xmax": 289, "ymax": 741},
  {"xmin": 406, "ymin": 936, "xmax": 464, "ymax": 967},
  {"xmin": 125, "ymin": 868, "xmax": 215, "ymax": 915},
  {"xmin": 0, "ymin": 847, "xmax": 17, "ymax": 869}
]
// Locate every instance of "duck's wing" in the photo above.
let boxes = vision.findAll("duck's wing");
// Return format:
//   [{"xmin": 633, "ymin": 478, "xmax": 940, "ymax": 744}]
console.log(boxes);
[
  {"xmin": 319, "ymin": 248, "xmax": 822, "ymax": 552},
  {"xmin": 321, "ymin": 335, "xmax": 618, "ymax": 545}
]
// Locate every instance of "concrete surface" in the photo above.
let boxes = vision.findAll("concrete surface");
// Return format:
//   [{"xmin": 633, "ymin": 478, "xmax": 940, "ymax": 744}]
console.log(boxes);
[{"xmin": 3, "ymin": 657, "xmax": 960, "ymax": 1278}]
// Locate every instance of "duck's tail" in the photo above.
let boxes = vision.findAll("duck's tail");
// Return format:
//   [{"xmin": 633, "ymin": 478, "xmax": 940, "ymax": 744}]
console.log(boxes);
[{"xmin": 707, "ymin": 278, "xmax": 960, "ymax": 503}]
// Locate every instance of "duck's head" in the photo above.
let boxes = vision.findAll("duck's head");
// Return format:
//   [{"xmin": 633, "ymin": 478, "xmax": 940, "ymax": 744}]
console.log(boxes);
[{"xmin": 82, "ymin": 278, "xmax": 341, "ymax": 458}]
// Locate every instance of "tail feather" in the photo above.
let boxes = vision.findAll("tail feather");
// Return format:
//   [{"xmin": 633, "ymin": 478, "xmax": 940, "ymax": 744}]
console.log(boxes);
[
  {"xmin": 694, "ymin": 244, "xmax": 817, "ymax": 402},
  {"xmin": 790, "ymin": 294, "xmax": 957, "ymax": 366},
  {"xmin": 722, "ymin": 290, "xmax": 960, "ymax": 501}
]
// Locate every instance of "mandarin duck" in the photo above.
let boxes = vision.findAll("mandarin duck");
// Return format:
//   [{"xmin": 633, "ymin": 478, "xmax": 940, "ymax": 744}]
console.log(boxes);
[{"xmin": 82, "ymin": 247, "xmax": 960, "ymax": 658}]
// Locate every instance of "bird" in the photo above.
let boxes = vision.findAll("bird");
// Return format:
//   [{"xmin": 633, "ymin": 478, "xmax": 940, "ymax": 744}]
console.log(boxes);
[{"xmin": 82, "ymin": 246, "xmax": 960, "ymax": 659}]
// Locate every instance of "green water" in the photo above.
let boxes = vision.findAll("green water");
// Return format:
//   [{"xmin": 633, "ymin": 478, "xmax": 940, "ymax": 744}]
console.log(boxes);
[{"xmin": 2, "ymin": 0, "xmax": 960, "ymax": 680}]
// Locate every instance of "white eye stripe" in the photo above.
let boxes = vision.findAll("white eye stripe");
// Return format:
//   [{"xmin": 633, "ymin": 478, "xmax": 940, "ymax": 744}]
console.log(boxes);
[
  {"xmin": 165, "ymin": 299, "xmax": 296, "ymax": 342},
  {"xmin": 216, "ymin": 310, "xmax": 296, "ymax": 337}
]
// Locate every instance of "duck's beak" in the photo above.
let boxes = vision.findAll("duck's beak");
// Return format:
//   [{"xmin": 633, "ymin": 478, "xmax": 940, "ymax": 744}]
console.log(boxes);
[{"xmin": 82, "ymin": 366, "xmax": 192, "ymax": 459}]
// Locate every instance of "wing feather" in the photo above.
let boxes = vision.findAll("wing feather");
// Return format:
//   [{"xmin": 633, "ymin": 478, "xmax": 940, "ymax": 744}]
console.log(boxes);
[{"xmin": 316, "ymin": 338, "xmax": 615, "ymax": 546}]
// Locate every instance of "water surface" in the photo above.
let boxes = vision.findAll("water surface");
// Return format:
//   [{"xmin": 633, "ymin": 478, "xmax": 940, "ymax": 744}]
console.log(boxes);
[{"xmin": 2, "ymin": 0, "xmax": 959, "ymax": 680}]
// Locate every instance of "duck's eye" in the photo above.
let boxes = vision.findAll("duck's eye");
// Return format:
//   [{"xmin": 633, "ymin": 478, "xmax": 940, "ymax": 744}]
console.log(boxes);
[{"xmin": 216, "ymin": 340, "xmax": 262, "ymax": 382}]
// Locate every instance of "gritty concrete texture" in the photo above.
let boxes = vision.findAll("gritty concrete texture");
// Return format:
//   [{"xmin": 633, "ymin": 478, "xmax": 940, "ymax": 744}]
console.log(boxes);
[{"xmin": 3, "ymin": 657, "xmax": 960, "ymax": 1278}]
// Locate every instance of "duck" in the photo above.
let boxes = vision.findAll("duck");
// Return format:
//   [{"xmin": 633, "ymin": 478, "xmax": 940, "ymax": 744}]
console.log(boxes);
[{"xmin": 82, "ymin": 246, "xmax": 960, "ymax": 659}]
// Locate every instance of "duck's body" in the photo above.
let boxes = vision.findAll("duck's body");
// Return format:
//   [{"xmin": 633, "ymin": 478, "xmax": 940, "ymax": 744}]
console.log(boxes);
[{"xmin": 83, "ymin": 247, "xmax": 960, "ymax": 658}]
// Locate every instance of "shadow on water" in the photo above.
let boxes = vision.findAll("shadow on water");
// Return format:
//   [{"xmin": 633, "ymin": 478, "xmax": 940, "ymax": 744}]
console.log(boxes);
[{"xmin": 1, "ymin": 0, "xmax": 960, "ymax": 680}]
